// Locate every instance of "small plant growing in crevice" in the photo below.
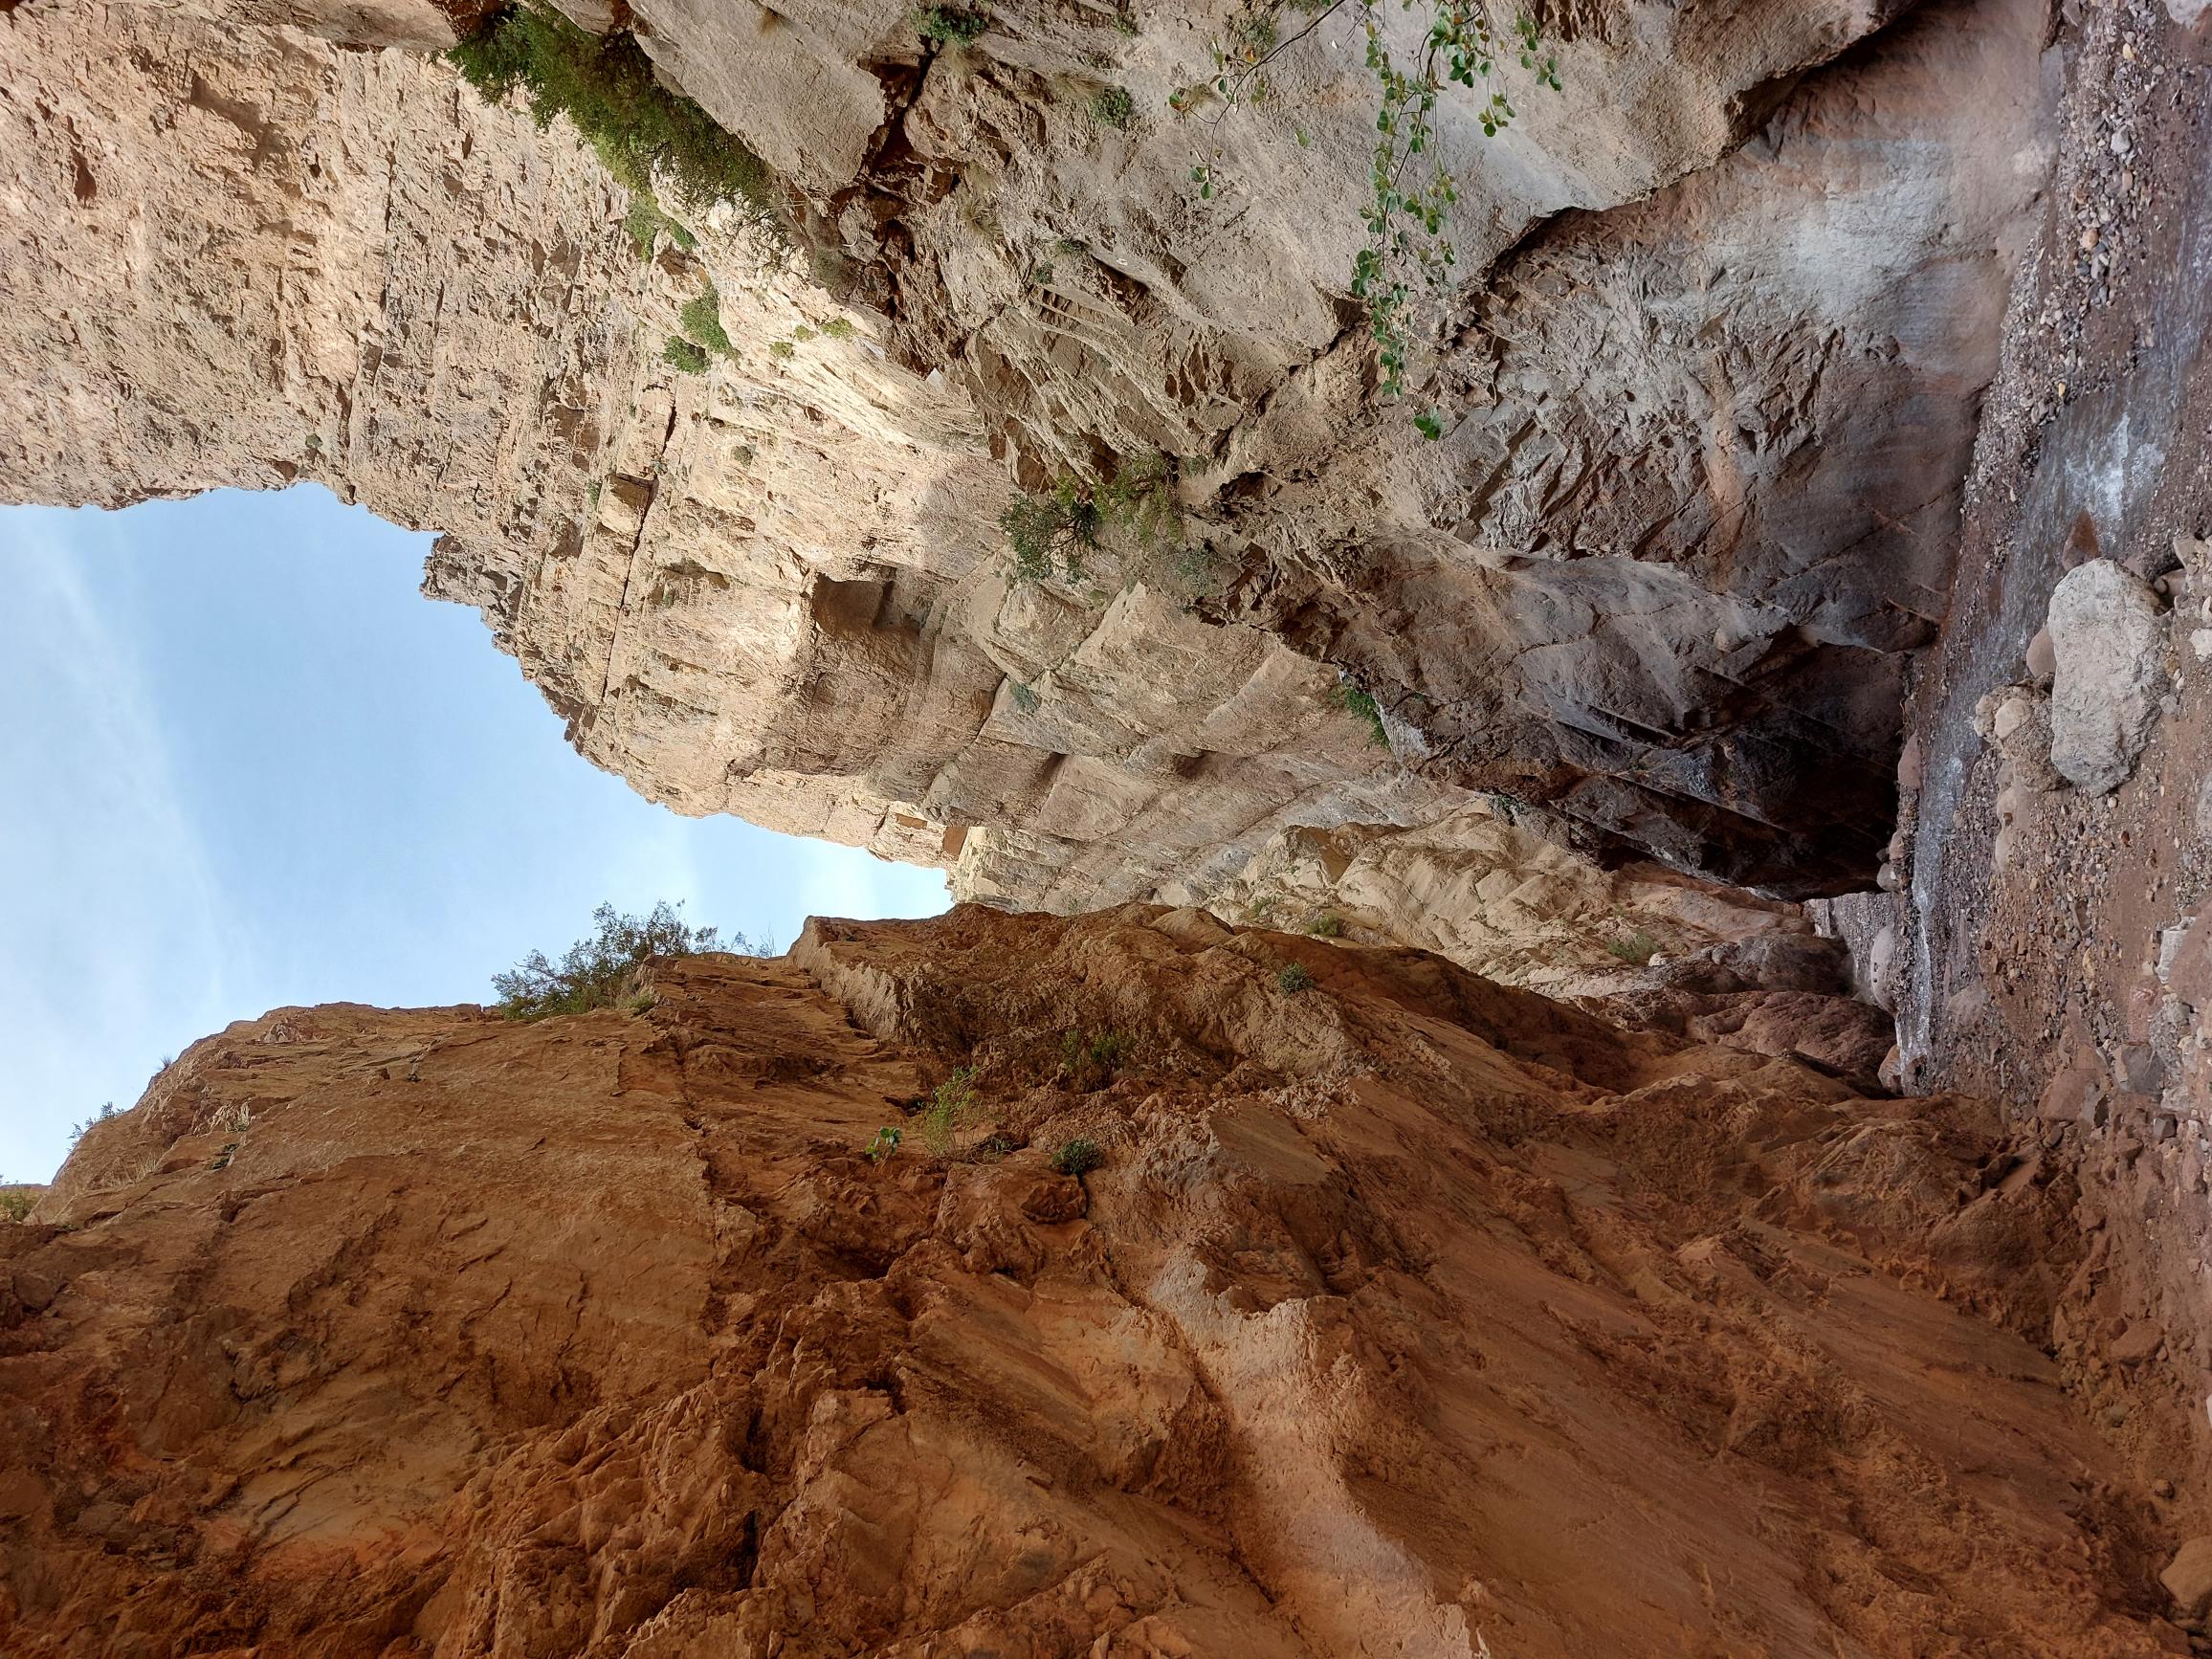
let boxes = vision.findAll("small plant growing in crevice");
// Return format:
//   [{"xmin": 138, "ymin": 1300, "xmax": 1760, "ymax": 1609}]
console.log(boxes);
[
  {"xmin": 1051, "ymin": 1138, "xmax": 1105, "ymax": 1177},
  {"xmin": 1003, "ymin": 453, "xmax": 1182, "ymax": 586},
  {"xmin": 1010, "ymin": 681, "xmax": 1042, "ymax": 714},
  {"xmin": 1606, "ymin": 930, "xmax": 1660, "ymax": 967},
  {"xmin": 767, "ymin": 339, "xmax": 796, "ymax": 360},
  {"xmin": 663, "ymin": 336, "xmax": 709, "ymax": 373},
  {"xmin": 917, "ymin": 6, "xmax": 986, "ymax": 44},
  {"xmin": 1275, "ymin": 962, "xmax": 1315, "ymax": 993},
  {"xmin": 1303, "ymin": 911, "xmax": 1344, "ymax": 940},
  {"xmin": 817, "ymin": 316, "xmax": 855, "ymax": 340},
  {"xmin": 625, "ymin": 990, "xmax": 659, "ymax": 1016},
  {"xmin": 1328, "ymin": 679, "xmax": 1389, "ymax": 748},
  {"xmin": 1059, "ymin": 1029, "xmax": 1134, "ymax": 1093},
  {"xmin": 1090, "ymin": 85, "xmax": 1136, "ymax": 128},
  {"xmin": 679, "ymin": 284, "xmax": 735, "ymax": 357},
  {"xmin": 69, "ymin": 1102, "xmax": 118, "ymax": 1151},
  {"xmin": 625, "ymin": 195, "xmax": 695, "ymax": 258},
  {"xmin": 864, "ymin": 1125, "xmax": 903, "ymax": 1163},
  {"xmin": 1004, "ymin": 480, "xmax": 1100, "ymax": 585},
  {"xmin": 919, "ymin": 1066, "xmax": 981, "ymax": 1157}
]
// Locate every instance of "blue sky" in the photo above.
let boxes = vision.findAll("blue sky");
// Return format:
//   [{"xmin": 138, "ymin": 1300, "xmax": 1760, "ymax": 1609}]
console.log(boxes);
[{"xmin": 0, "ymin": 486, "xmax": 948, "ymax": 1183}]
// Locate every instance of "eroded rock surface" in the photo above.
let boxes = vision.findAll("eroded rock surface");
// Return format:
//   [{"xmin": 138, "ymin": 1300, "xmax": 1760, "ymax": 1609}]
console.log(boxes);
[
  {"xmin": 0, "ymin": 906, "xmax": 2191, "ymax": 1653},
  {"xmin": 1, "ymin": 0, "xmax": 2057, "ymax": 912}
]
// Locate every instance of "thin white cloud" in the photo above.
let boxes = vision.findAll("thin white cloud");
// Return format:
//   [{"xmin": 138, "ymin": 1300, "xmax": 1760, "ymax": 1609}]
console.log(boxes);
[{"xmin": 0, "ymin": 518, "xmax": 244, "ymax": 1180}]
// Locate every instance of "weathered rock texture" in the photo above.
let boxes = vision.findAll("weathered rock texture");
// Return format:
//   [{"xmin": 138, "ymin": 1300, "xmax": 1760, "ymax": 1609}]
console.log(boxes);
[
  {"xmin": 0, "ymin": 0, "xmax": 2056, "ymax": 920},
  {"xmin": 2, "ymin": 906, "xmax": 2198, "ymax": 1653},
  {"xmin": 1819, "ymin": 0, "xmax": 2212, "ymax": 1548}
]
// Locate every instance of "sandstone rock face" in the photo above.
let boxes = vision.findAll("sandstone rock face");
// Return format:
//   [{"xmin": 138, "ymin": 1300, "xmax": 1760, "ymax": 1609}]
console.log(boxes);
[
  {"xmin": 2048, "ymin": 558, "xmax": 2169, "ymax": 794},
  {"xmin": 1, "ymin": 0, "xmax": 2057, "ymax": 914},
  {"xmin": 0, "ymin": 906, "xmax": 2182, "ymax": 1654}
]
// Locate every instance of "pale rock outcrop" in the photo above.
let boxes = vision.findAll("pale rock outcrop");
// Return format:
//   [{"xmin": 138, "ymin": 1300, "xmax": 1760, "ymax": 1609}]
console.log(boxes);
[
  {"xmin": 2047, "ymin": 558, "xmax": 2169, "ymax": 794},
  {"xmin": 1, "ymin": 0, "xmax": 2057, "ymax": 918}
]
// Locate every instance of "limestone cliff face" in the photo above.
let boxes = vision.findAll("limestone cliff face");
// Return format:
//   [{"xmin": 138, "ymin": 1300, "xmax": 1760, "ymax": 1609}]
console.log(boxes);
[
  {"xmin": 0, "ymin": 0, "xmax": 2055, "ymax": 925},
  {"xmin": 0, "ymin": 906, "xmax": 2191, "ymax": 1653}
]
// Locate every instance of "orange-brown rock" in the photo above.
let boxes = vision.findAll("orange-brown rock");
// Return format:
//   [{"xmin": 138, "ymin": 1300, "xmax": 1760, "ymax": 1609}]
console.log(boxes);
[{"xmin": 0, "ymin": 907, "xmax": 2187, "ymax": 1654}]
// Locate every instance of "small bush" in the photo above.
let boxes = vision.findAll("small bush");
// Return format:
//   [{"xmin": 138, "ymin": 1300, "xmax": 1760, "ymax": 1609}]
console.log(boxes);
[
  {"xmin": 1606, "ymin": 931, "xmax": 1661, "ymax": 967},
  {"xmin": 1003, "ymin": 483, "xmax": 1100, "ymax": 585},
  {"xmin": 920, "ymin": 1066, "xmax": 981, "ymax": 1157},
  {"xmin": 1090, "ymin": 85, "xmax": 1136, "ymax": 128},
  {"xmin": 680, "ymin": 285, "xmax": 735, "ymax": 356},
  {"xmin": 663, "ymin": 336, "xmax": 709, "ymax": 373},
  {"xmin": 624, "ymin": 195, "xmax": 663, "ymax": 257},
  {"xmin": 1275, "ymin": 962, "xmax": 1314, "ymax": 993},
  {"xmin": 917, "ymin": 6, "xmax": 986, "ymax": 43},
  {"xmin": 1060, "ymin": 1029, "xmax": 1133, "ymax": 1093},
  {"xmin": 1303, "ymin": 911, "xmax": 1344, "ymax": 940},
  {"xmin": 1003, "ymin": 455, "xmax": 1177, "ymax": 586},
  {"xmin": 1051, "ymin": 1138, "xmax": 1105, "ymax": 1177},
  {"xmin": 818, "ymin": 316, "xmax": 855, "ymax": 340},
  {"xmin": 864, "ymin": 1125, "xmax": 903, "ymax": 1163},
  {"xmin": 449, "ymin": 6, "xmax": 773, "ymax": 214},
  {"xmin": 1329, "ymin": 681, "xmax": 1389, "ymax": 748},
  {"xmin": 767, "ymin": 339, "xmax": 795, "ymax": 360},
  {"xmin": 0, "ymin": 1188, "xmax": 34, "ymax": 1224},
  {"xmin": 69, "ymin": 1102, "xmax": 118, "ymax": 1150},
  {"xmin": 494, "ymin": 900, "xmax": 759, "ymax": 1021},
  {"xmin": 1097, "ymin": 452, "xmax": 1180, "ymax": 547}
]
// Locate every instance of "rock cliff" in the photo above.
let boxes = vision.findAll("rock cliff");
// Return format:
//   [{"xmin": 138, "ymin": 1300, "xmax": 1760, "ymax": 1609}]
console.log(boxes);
[
  {"xmin": 0, "ymin": 0, "xmax": 2057, "ymax": 937},
  {"xmin": 2, "ymin": 905, "xmax": 2199, "ymax": 1653}
]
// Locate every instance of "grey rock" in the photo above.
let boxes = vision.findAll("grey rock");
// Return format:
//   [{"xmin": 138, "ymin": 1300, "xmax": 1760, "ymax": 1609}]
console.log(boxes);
[{"xmin": 2047, "ymin": 560, "xmax": 2167, "ymax": 794}]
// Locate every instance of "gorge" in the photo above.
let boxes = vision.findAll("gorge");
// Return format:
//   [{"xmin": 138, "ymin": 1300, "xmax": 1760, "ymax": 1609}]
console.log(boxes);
[{"xmin": 5, "ymin": 0, "xmax": 2212, "ymax": 1649}]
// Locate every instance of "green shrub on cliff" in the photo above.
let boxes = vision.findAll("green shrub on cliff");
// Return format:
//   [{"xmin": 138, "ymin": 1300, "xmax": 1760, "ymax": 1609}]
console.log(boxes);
[
  {"xmin": 450, "ymin": 6, "xmax": 772, "ymax": 215},
  {"xmin": 679, "ymin": 285, "xmax": 735, "ymax": 356},
  {"xmin": 916, "ymin": 7, "xmax": 987, "ymax": 44},
  {"xmin": 919, "ymin": 1066, "xmax": 981, "ymax": 1156},
  {"xmin": 1328, "ymin": 680, "xmax": 1388, "ymax": 748},
  {"xmin": 1003, "ymin": 453, "xmax": 1180, "ymax": 586},
  {"xmin": 494, "ymin": 900, "xmax": 763, "ymax": 1021}
]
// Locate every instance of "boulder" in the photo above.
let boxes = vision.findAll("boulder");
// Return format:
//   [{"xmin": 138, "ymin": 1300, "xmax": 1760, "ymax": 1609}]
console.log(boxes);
[
  {"xmin": 2047, "ymin": 560, "xmax": 2168, "ymax": 794},
  {"xmin": 2162, "ymin": 1537, "xmax": 2212, "ymax": 1621}
]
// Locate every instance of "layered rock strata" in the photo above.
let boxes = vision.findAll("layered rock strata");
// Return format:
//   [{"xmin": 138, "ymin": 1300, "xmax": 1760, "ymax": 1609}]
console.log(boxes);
[
  {"xmin": 1, "ymin": 0, "xmax": 2057, "ymax": 915},
  {"xmin": 1, "ymin": 905, "xmax": 2197, "ymax": 1653}
]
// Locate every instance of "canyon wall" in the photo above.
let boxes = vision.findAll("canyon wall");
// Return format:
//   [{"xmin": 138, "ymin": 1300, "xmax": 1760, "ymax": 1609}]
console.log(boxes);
[
  {"xmin": 0, "ymin": 0, "xmax": 2057, "ymax": 955},
  {"xmin": 2, "ymin": 905, "xmax": 2200, "ymax": 1653}
]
